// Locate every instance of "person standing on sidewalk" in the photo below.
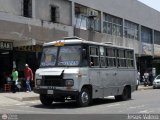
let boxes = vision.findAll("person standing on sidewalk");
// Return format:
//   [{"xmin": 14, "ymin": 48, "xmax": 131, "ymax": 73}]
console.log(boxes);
[
  {"xmin": 24, "ymin": 64, "xmax": 33, "ymax": 92},
  {"xmin": 11, "ymin": 67, "xmax": 18, "ymax": 93}
]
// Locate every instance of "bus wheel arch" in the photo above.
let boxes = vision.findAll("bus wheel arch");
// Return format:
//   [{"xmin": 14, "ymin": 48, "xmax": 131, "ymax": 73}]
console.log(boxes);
[
  {"xmin": 115, "ymin": 85, "xmax": 131, "ymax": 101},
  {"xmin": 77, "ymin": 85, "xmax": 92, "ymax": 107}
]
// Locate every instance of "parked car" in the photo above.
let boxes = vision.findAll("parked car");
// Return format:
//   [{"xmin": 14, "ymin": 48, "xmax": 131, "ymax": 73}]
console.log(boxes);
[{"xmin": 153, "ymin": 75, "xmax": 160, "ymax": 89}]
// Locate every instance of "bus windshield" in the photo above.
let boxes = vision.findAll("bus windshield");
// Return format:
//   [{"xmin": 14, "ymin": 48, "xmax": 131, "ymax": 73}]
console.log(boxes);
[{"xmin": 40, "ymin": 45, "xmax": 81, "ymax": 67}]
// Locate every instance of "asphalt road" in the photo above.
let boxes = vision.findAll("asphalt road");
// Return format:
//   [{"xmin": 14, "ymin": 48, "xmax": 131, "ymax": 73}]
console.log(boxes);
[{"xmin": 0, "ymin": 89, "xmax": 160, "ymax": 120}]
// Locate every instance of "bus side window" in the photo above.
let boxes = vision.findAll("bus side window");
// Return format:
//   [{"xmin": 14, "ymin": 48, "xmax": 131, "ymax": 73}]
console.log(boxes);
[
  {"xmin": 90, "ymin": 57, "xmax": 94, "ymax": 66},
  {"xmin": 89, "ymin": 46, "xmax": 99, "ymax": 67},
  {"xmin": 82, "ymin": 48, "xmax": 88, "ymax": 66}
]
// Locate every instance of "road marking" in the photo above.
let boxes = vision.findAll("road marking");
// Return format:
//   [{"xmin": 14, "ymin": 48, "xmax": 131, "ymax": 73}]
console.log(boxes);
[
  {"xmin": 106, "ymin": 104, "xmax": 121, "ymax": 107},
  {"xmin": 139, "ymin": 110, "xmax": 150, "ymax": 113},
  {"xmin": 129, "ymin": 105, "xmax": 145, "ymax": 109}
]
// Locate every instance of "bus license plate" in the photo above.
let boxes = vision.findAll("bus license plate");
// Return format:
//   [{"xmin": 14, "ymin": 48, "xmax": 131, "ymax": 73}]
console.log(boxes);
[{"xmin": 47, "ymin": 90, "xmax": 54, "ymax": 94}]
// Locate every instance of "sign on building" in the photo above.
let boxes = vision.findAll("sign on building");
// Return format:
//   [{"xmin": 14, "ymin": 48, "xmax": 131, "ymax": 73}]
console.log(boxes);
[{"xmin": 0, "ymin": 41, "xmax": 13, "ymax": 50}]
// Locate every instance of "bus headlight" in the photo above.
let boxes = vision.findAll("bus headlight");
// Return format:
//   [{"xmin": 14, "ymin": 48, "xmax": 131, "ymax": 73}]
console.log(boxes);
[
  {"xmin": 35, "ymin": 74, "xmax": 42, "ymax": 80},
  {"xmin": 65, "ymin": 80, "xmax": 74, "ymax": 87}
]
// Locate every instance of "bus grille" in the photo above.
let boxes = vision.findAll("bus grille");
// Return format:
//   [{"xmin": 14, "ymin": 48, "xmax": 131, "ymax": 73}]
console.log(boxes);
[{"xmin": 41, "ymin": 76, "xmax": 65, "ymax": 87}]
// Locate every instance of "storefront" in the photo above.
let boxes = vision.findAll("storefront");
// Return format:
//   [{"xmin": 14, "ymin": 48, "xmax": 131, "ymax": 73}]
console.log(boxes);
[
  {"xmin": 13, "ymin": 45, "xmax": 42, "ymax": 78},
  {"xmin": 0, "ymin": 41, "xmax": 13, "ymax": 90},
  {"xmin": 0, "ymin": 41, "xmax": 42, "ymax": 91}
]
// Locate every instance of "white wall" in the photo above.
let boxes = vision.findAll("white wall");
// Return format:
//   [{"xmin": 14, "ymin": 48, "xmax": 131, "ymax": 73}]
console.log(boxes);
[
  {"xmin": 35, "ymin": 0, "xmax": 72, "ymax": 25},
  {"xmin": 0, "ymin": 0, "xmax": 22, "ymax": 16}
]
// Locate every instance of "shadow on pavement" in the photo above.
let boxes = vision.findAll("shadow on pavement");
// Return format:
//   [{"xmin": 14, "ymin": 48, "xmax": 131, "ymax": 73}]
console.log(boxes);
[{"xmin": 32, "ymin": 98, "xmax": 126, "ymax": 109}]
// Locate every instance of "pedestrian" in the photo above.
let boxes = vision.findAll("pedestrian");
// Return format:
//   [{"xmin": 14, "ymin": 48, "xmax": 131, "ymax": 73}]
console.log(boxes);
[
  {"xmin": 11, "ymin": 67, "xmax": 18, "ymax": 93},
  {"xmin": 149, "ymin": 71, "xmax": 153, "ymax": 86},
  {"xmin": 24, "ymin": 64, "xmax": 33, "ymax": 92},
  {"xmin": 144, "ymin": 70, "xmax": 149, "ymax": 86}
]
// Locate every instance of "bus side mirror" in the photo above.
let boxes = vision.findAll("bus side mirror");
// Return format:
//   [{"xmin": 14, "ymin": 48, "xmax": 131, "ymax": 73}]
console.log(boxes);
[{"xmin": 82, "ymin": 49, "xmax": 87, "ymax": 58}]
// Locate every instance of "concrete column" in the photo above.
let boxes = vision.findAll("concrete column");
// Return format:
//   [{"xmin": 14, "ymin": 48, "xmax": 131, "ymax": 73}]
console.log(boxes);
[
  {"xmin": 139, "ymin": 25, "xmax": 142, "ymax": 55},
  {"xmin": 100, "ymin": 11, "xmax": 103, "ymax": 33},
  {"xmin": 122, "ymin": 19, "xmax": 125, "ymax": 38},
  {"xmin": 71, "ymin": 1, "xmax": 76, "ymax": 36},
  {"xmin": 152, "ymin": 30, "xmax": 154, "ymax": 58},
  {"xmin": 71, "ymin": 1, "xmax": 75, "ymax": 27},
  {"xmin": 32, "ymin": 0, "xmax": 36, "ymax": 18}
]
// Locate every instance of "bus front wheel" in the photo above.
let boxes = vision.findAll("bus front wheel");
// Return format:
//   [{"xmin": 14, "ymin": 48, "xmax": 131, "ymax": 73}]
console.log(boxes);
[
  {"xmin": 40, "ymin": 94, "xmax": 53, "ymax": 106},
  {"xmin": 76, "ymin": 88, "xmax": 91, "ymax": 107}
]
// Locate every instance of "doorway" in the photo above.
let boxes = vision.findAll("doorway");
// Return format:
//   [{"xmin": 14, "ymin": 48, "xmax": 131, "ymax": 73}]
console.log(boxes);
[{"xmin": 0, "ymin": 50, "xmax": 12, "ymax": 90}]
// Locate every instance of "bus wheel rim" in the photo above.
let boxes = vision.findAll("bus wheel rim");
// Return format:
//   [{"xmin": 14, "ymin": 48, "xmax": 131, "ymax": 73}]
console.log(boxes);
[{"xmin": 81, "ymin": 91, "xmax": 89, "ymax": 103}]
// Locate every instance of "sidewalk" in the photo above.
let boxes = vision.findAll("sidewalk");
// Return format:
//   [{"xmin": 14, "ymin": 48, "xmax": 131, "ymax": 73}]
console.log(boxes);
[
  {"xmin": 0, "ymin": 91, "xmax": 39, "ymax": 102},
  {"xmin": 137, "ymin": 85, "xmax": 153, "ymax": 90}
]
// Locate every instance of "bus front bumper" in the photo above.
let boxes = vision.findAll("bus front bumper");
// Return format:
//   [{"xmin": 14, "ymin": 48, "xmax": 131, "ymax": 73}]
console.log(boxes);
[{"xmin": 34, "ymin": 88, "xmax": 79, "ymax": 96}]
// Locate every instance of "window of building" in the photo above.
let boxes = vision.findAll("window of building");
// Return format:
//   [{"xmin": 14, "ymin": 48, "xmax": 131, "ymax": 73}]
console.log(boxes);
[
  {"xmin": 23, "ymin": 0, "xmax": 32, "ymax": 18},
  {"xmin": 89, "ymin": 46, "xmax": 99, "ymax": 67},
  {"xmin": 141, "ymin": 26, "xmax": 152, "ymax": 44},
  {"xmin": 154, "ymin": 31, "xmax": 160, "ymax": 45},
  {"xmin": 75, "ymin": 4, "xmax": 101, "ymax": 32},
  {"xmin": 103, "ymin": 13, "xmax": 122, "ymax": 37},
  {"xmin": 124, "ymin": 20, "xmax": 139, "ymax": 40},
  {"xmin": 50, "ymin": 5, "xmax": 59, "ymax": 23}
]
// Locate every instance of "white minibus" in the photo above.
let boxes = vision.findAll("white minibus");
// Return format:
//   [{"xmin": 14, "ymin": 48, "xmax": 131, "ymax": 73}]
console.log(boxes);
[{"xmin": 34, "ymin": 37, "xmax": 137, "ymax": 107}]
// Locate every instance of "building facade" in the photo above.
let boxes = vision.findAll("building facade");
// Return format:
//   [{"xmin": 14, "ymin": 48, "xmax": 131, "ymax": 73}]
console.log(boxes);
[{"xmin": 0, "ymin": 0, "xmax": 160, "ymax": 89}]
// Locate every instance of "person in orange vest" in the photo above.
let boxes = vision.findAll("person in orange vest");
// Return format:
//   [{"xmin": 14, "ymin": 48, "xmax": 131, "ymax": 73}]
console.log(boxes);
[{"xmin": 24, "ymin": 64, "xmax": 33, "ymax": 92}]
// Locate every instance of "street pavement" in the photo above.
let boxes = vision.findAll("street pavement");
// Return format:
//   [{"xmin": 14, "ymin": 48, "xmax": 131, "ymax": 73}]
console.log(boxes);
[{"xmin": 0, "ymin": 85, "xmax": 153, "ymax": 104}]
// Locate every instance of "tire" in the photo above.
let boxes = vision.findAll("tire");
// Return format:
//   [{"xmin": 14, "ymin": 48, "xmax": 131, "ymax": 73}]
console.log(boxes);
[
  {"xmin": 40, "ymin": 94, "xmax": 53, "ymax": 106},
  {"xmin": 153, "ymin": 86, "xmax": 156, "ymax": 89},
  {"xmin": 76, "ymin": 88, "xmax": 91, "ymax": 107},
  {"xmin": 115, "ymin": 87, "xmax": 131, "ymax": 101},
  {"xmin": 136, "ymin": 85, "xmax": 138, "ymax": 90}
]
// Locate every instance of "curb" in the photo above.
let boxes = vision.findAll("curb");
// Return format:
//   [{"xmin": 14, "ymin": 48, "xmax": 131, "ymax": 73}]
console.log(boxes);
[
  {"xmin": 6, "ymin": 96, "xmax": 39, "ymax": 102},
  {"xmin": 21, "ymin": 96, "xmax": 39, "ymax": 101},
  {"xmin": 137, "ymin": 86, "xmax": 153, "ymax": 91}
]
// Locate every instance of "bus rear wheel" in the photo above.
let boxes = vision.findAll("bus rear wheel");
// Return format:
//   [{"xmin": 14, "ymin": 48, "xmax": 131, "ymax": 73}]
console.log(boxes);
[
  {"xmin": 40, "ymin": 94, "xmax": 53, "ymax": 106},
  {"xmin": 115, "ymin": 87, "xmax": 131, "ymax": 101},
  {"xmin": 76, "ymin": 88, "xmax": 91, "ymax": 107}
]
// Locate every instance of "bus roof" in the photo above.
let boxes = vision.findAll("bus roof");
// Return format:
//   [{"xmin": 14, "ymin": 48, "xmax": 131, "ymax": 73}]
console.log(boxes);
[{"xmin": 43, "ymin": 37, "xmax": 134, "ymax": 50}]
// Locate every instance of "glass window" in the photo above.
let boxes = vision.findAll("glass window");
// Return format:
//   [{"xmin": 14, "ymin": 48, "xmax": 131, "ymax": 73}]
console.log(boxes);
[
  {"xmin": 125, "ymin": 50, "xmax": 134, "ymax": 68},
  {"xmin": 75, "ymin": 15, "xmax": 88, "ymax": 30},
  {"xmin": 58, "ymin": 46, "xmax": 81, "ymax": 66},
  {"xmin": 75, "ymin": 4, "xmax": 101, "ymax": 32},
  {"xmin": 103, "ymin": 13, "xmax": 122, "ymax": 37},
  {"xmin": 106, "ymin": 47, "xmax": 117, "ymax": 67},
  {"xmin": 90, "ymin": 47, "xmax": 98, "ymax": 55},
  {"xmin": 100, "ymin": 46, "xmax": 105, "ymax": 67},
  {"xmin": 141, "ymin": 26, "xmax": 152, "ymax": 44},
  {"xmin": 124, "ymin": 20, "xmax": 139, "ymax": 40},
  {"xmin": 40, "ymin": 47, "xmax": 58, "ymax": 67},
  {"xmin": 90, "ymin": 46, "xmax": 99, "ymax": 67},
  {"xmin": 154, "ymin": 31, "xmax": 160, "ymax": 45},
  {"xmin": 100, "ymin": 57, "xmax": 106, "ymax": 67}
]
